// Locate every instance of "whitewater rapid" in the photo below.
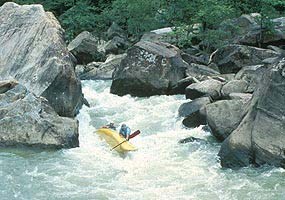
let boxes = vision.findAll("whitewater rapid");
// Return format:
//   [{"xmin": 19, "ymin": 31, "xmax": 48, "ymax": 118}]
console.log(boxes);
[{"xmin": 0, "ymin": 80, "xmax": 284, "ymax": 200}]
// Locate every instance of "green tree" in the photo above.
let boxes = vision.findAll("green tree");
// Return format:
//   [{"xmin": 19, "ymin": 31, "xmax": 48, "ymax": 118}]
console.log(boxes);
[
  {"xmin": 59, "ymin": 0, "xmax": 98, "ymax": 41},
  {"xmin": 101, "ymin": 0, "xmax": 165, "ymax": 38}
]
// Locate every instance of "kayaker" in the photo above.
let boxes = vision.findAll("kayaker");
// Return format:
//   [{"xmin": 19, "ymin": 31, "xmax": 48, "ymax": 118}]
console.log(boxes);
[
  {"xmin": 104, "ymin": 122, "xmax": 116, "ymax": 130},
  {"xmin": 119, "ymin": 124, "xmax": 131, "ymax": 140}
]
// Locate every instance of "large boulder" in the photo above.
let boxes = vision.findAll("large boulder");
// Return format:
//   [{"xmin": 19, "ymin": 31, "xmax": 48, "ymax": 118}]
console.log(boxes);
[
  {"xmin": 205, "ymin": 100, "xmax": 249, "ymax": 141},
  {"xmin": 218, "ymin": 13, "xmax": 260, "ymax": 43},
  {"xmin": 80, "ymin": 54, "xmax": 126, "ymax": 80},
  {"xmin": 0, "ymin": 3, "xmax": 82, "ymax": 117},
  {"xmin": 240, "ymin": 17, "xmax": 285, "ymax": 47},
  {"xmin": 68, "ymin": 31, "xmax": 105, "ymax": 64},
  {"xmin": 0, "ymin": 80, "xmax": 79, "ymax": 148},
  {"xmin": 185, "ymin": 79, "xmax": 223, "ymax": 100},
  {"xmin": 111, "ymin": 41, "xmax": 188, "ymax": 96},
  {"xmin": 219, "ymin": 59, "xmax": 285, "ymax": 168},
  {"xmin": 210, "ymin": 45, "xmax": 279, "ymax": 74}
]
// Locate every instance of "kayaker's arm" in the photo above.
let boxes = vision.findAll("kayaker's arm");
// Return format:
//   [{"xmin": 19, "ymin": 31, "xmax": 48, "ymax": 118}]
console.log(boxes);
[{"xmin": 126, "ymin": 127, "xmax": 131, "ymax": 140}]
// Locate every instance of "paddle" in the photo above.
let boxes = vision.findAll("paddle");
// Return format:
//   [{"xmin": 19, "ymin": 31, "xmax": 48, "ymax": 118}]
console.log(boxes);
[{"xmin": 110, "ymin": 130, "xmax": 140, "ymax": 151}]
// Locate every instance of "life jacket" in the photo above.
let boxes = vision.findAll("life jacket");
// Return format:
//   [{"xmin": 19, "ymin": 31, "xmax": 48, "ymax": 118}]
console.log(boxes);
[{"xmin": 120, "ymin": 127, "xmax": 131, "ymax": 138}]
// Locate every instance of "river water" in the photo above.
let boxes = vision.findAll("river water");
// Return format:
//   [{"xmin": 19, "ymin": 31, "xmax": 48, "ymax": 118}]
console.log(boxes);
[{"xmin": 0, "ymin": 80, "xmax": 284, "ymax": 200}]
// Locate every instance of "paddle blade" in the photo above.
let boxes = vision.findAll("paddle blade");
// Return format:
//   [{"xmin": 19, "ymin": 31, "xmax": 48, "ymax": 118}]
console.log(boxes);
[{"xmin": 129, "ymin": 130, "xmax": 140, "ymax": 139}]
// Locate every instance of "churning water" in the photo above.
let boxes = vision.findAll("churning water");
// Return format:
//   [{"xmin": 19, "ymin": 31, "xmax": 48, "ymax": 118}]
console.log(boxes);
[{"xmin": 0, "ymin": 80, "xmax": 284, "ymax": 200}]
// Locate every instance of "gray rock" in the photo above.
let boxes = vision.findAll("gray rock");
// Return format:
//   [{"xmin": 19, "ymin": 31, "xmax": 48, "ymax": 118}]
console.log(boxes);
[
  {"xmin": 211, "ymin": 45, "xmax": 279, "ymax": 74},
  {"xmin": 262, "ymin": 57, "xmax": 281, "ymax": 65},
  {"xmin": 0, "ymin": 80, "xmax": 18, "ymax": 94},
  {"xmin": 0, "ymin": 81, "xmax": 79, "ymax": 148},
  {"xmin": 210, "ymin": 74, "xmax": 236, "ymax": 82},
  {"xmin": 141, "ymin": 27, "xmax": 175, "ymax": 43},
  {"xmin": 75, "ymin": 62, "xmax": 102, "ymax": 78},
  {"xmin": 240, "ymin": 17, "xmax": 285, "ymax": 47},
  {"xmin": 185, "ymin": 79, "xmax": 223, "ymax": 100},
  {"xmin": 186, "ymin": 63, "xmax": 220, "ymax": 78},
  {"xmin": 107, "ymin": 22, "xmax": 127, "ymax": 40},
  {"xmin": 68, "ymin": 31, "xmax": 105, "ymax": 64},
  {"xmin": 0, "ymin": 2, "xmax": 82, "ymax": 117},
  {"xmin": 80, "ymin": 54, "xmax": 126, "ymax": 80},
  {"xmin": 267, "ymin": 45, "xmax": 285, "ymax": 56},
  {"xmin": 235, "ymin": 65, "xmax": 267, "ymax": 93},
  {"xmin": 217, "ymin": 13, "xmax": 260, "ymax": 43},
  {"xmin": 179, "ymin": 137, "xmax": 208, "ymax": 144},
  {"xmin": 219, "ymin": 59, "xmax": 285, "ymax": 168},
  {"xmin": 179, "ymin": 97, "xmax": 210, "ymax": 128},
  {"xmin": 229, "ymin": 93, "xmax": 253, "ymax": 103},
  {"xmin": 205, "ymin": 100, "xmax": 248, "ymax": 141},
  {"xmin": 179, "ymin": 97, "xmax": 211, "ymax": 118},
  {"xmin": 182, "ymin": 110, "xmax": 207, "ymax": 128},
  {"xmin": 221, "ymin": 80, "xmax": 249, "ymax": 96},
  {"xmin": 104, "ymin": 36, "xmax": 129, "ymax": 55},
  {"xmin": 111, "ymin": 41, "xmax": 188, "ymax": 96},
  {"xmin": 182, "ymin": 53, "xmax": 210, "ymax": 66}
]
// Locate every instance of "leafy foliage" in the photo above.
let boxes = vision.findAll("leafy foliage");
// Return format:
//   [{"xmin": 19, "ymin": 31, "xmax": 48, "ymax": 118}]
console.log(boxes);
[{"xmin": 2, "ymin": 0, "xmax": 284, "ymax": 46}]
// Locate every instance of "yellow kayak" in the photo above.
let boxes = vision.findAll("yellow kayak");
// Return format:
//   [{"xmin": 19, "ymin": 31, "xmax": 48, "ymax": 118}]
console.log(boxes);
[{"xmin": 96, "ymin": 128, "xmax": 137, "ymax": 153}]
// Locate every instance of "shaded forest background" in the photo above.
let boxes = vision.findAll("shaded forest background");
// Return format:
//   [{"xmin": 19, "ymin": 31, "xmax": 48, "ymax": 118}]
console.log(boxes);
[{"xmin": 0, "ymin": 0, "xmax": 284, "ymax": 48}]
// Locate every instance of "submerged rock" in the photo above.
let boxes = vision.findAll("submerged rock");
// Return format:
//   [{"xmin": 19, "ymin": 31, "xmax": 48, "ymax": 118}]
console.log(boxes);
[
  {"xmin": 179, "ymin": 136, "xmax": 208, "ymax": 144},
  {"xmin": 0, "ymin": 2, "xmax": 82, "ymax": 117},
  {"xmin": 0, "ymin": 81, "xmax": 79, "ymax": 148},
  {"xmin": 111, "ymin": 41, "xmax": 188, "ymax": 96},
  {"xmin": 219, "ymin": 59, "xmax": 285, "ymax": 168}
]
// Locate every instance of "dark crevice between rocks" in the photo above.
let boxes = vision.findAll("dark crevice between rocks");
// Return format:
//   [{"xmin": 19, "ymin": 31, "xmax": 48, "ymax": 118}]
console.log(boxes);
[
  {"xmin": 0, "ymin": 81, "xmax": 18, "ymax": 94},
  {"xmin": 240, "ymin": 39, "xmax": 285, "ymax": 50}
]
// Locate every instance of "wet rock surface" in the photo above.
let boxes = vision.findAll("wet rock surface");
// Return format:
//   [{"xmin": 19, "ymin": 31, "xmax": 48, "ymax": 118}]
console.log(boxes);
[{"xmin": 0, "ymin": 80, "xmax": 79, "ymax": 149}]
